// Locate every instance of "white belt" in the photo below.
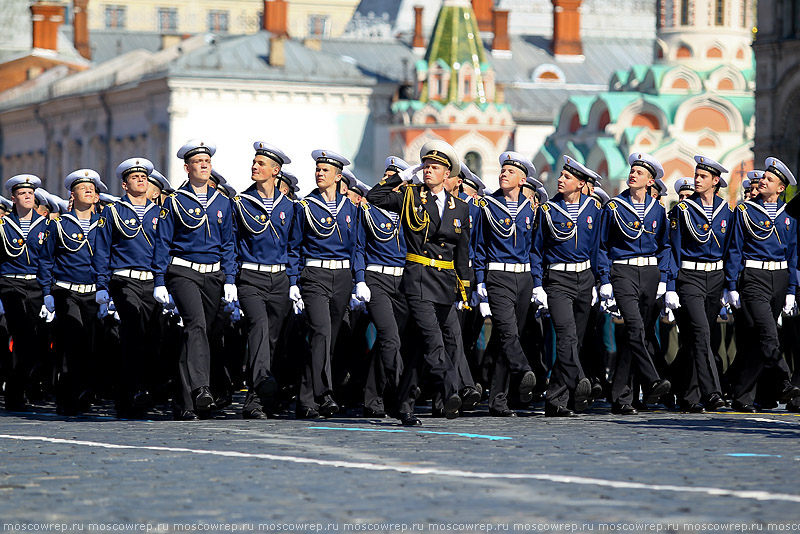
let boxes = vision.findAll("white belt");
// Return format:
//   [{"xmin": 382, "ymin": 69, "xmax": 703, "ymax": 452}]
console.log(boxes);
[
  {"xmin": 306, "ymin": 259, "xmax": 350, "ymax": 270},
  {"xmin": 170, "ymin": 257, "xmax": 221, "ymax": 273},
  {"xmin": 548, "ymin": 260, "xmax": 591, "ymax": 273},
  {"xmin": 366, "ymin": 264, "xmax": 404, "ymax": 277},
  {"xmin": 242, "ymin": 262, "xmax": 286, "ymax": 273},
  {"xmin": 2, "ymin": 274, "xmax": 36, "ymax": 280},
  {"xmin": 681, "ymin": 260, "xmax": 723, "ymax": 272},
  {"xmin": 745, "ymin": 259, "xmax": 788, "ymax": 271},
  {"xmin": 113, "ymin": 269, "xmax": 154, "ymax": 281},
  {"xmin": 55, "ymin": 281, "xmax": 96, "ymax": 294},
  {"xmin": 488, "ymin": 262, "xmax": 530, "ymax": 273},
  {"xmin": 613, "ymin": 257, "xmax": 658, "ymax": 267}
]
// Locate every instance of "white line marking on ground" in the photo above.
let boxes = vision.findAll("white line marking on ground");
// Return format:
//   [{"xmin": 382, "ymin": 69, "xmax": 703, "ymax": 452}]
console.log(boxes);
[
  {"xmin": 1, "ymin": 433, "xmax": 799, "ymax": 503},
  {"xmin": 747, "ymin": 417, "xmax": 800, "ymax": 425}
]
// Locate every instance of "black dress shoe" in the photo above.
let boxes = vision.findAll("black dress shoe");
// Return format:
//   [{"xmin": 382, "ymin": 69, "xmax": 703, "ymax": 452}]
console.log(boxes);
[
  {"xmin": 243, "ymin": 408, "xmax": 268, "ymax": 420},
  {"xmin": 779, "ymin": 381, "xmax": 800, "ymax": 402},
  {"xmin": 611, "ymin": 403, "xmax": 639, "ymax": 415},
  {"xmin": 174, "ymin": 410, "xmax": 199, "ymax": 421},
  {"xmin": 398, "ymin": 412, "xmax": 421, "ymax": 426},
  {"xmin": 705, "ymin": 393, "xmax": 727, "ymax": 411},
  {"xmin": 545, "ymin": 405, "xmax": 575, "ymax": 417},
  {"xmin": 132, "ymin": 390, "xmax": 152, "ymax": 410},
  {"xmin": 459, "ymin": 387, "xmax": 481, "ymax": 410},
  {"xmin": 296, "ymin": 406, "xmax": 320, "ymax": 419},
  {"xmin": 731, "ymin": 401, "xmax": 757, "ymax": 413},
  {"xmin": 444, "ymin": 393, "xmax": 462, "ymax": 419},
  {"xmin": 518, "ymin": 370, "xmax": 536, "ymax": 404},
  {"xmin": 256, "ymin": 377, "xmax": 278, "ymax": 412},
  {"xmin": 590, "ymin": 380, "xmax": 605, "ymax": 400},
  {"xmin": 194, "ymin": 386, "xmax": 214, "ymax": 410},
  {"xmin": 679, "ymin": 403, "xmax": 706, "ymax": 414},
  {"xmin": 573, "ymin": 377, "xmax": 592, "ymax": 412},
  {"xmin": 363, "ymin": 407, "xmax": 387, "ymax": 418},
  {"xmin": 632, "ymin": 400, "xmax": 649, "ymax": 412},
  {"xmin": 489, "ymin": 408, "xmax": 517, "ymax": 417},
  {"xmin": 644, "ymin": 379, "xmax": 671, "ymax": 404},
  {"xmin": 319, "ymin": 395, "xmax": 340, "ymax": 417},
  {"xmin": 787, "ymin": 398, "xmax": 800, "ymax": 413}
]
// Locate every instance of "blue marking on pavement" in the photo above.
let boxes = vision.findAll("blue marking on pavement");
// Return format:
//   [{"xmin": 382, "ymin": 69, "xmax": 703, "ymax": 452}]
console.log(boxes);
[
  {"xmin": 308, "ymin": 426, "xmax": 512, "ymax": 441},
  {"xmin": 726, "ymin": 453, "xmax": 783, "ymax": 458}
]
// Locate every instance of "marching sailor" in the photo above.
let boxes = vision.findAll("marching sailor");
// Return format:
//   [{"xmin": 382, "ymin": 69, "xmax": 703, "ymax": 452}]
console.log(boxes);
[
  {"xmin": 473, "ymin": 152, "xmax": 539, "ymax": 416},
  {"xmin": 530, "ymin": 156, "xmax": 603, "ymax": 417},
  {"xmin": 232, "ymin": 142, "xmax": 299, "ymax": 419},
  {"xmin": 724, "ymin": 157, "xmax": 800, "ymax": 411},
  {"xmin": 152, "ymin": 140, "xmax": 238, "ymax": 420},
  {"xmin": 597, "ymin": 153, "xmax": 672, "ymax": 415},
  {"xmin": 93, "ymin": 157, "xmax": 163, "ymax": 418},
  {"xmin": 289, "ymin": 149, "xmax": 359, "ymax": 419},
  {"xmin": 668, "ymin": 155, "xmax": 732, "ymax": 412}
]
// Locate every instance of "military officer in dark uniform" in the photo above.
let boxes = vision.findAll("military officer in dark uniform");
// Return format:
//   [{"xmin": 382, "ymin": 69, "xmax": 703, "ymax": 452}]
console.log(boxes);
[
  {"xmin": 366, "ymin": 140, "xmax": 472, "ymax": 426},
  {"xmin": 93, "ymin": 157, "xmax": 163, "ymax": 418},
  {"xmin": 531, "ymin": 156, "xmax": 604, "ymax": 417},
  {"xmin": 473, "ymin": 152, "xmax": 539, "ymax": 417},
  {"xmin": 232, "ymin": 142, "xmax": 300, "ymax": 419},
  {"xmin": 0, "ymin": 174, "xmax": 48, "ymax": 411},
  {"xmin": 38, "ymin": 169, "xmax": 103, "ymax": 415},
  {"xmin": 668, "ymin": 155, "xmax": 732, "ymax": 413},
  {"xmin": 152, "ymin": 139, "xmax": 238, "ymax": 420},
  {"xmin": 597, "ymin": 153, "xmax": 672, "ymax": 415},
  {"xmin": 724, "ymin": 157, "xmax": 800, "ymax": 411},
  {"xmin": 289, "ymin": 149, "xmax": 359, "ymax": 418}
]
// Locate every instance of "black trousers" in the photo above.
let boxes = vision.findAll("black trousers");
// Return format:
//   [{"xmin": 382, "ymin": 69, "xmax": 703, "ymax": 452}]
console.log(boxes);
[
  {"xmin": 544, "ymin": 269, "xmax": 594, "ymax": 409},
  {"xmin": 610, "ymin": 264, "xmax": 662, "ymax": 405},
  {"xmin": 444, "ymin": 306, "xmax": 477, "ymax": 397},
  {"xmin": 108, "ymin": 276, "xmax": 161, "ymax": 409},
  {"xmin": 237, "ymin": 269, "xmax": 291, "ymax": 412},
  {"xmin": 486, "ymin": 270, "xmax": 533, "ymax": 411},
  {"xmin": 51, "ymin": 287, "xmax": 98, "ymax": 412},
  {"xmin": 673, "ymin": 269, "xmax": 724, "ymax": 404},
  {"xmin": 298, "ymin": 266, "xmax": 351, "ymax": 408},
  {"xmin": 0, "ymin": 277, "xmax": 46, "ymax": 407},
  {"xmin": 166, "ymin": 265, "xmax": 224, "ymax": 411},
  {"xmin": 397, "ymin": 296, "xmax": 459, "ymax": 413},
  {"xmin": 731, "ymin": 267, "xmax": 792, "ymax": 405},
  {"xmin": 363, "ymin": 271, "xmax": 408, "ymax": 411}
]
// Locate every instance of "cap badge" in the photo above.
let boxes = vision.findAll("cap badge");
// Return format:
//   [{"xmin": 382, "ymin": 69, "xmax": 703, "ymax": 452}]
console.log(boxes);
[
  {"xmin": 699, "ymin": 157, "xmax": 704, "ymax": 163},
  {"xmin": 321, "ymin": 151, "xmax": 327, "ymax": 157},
  {"xmin": 84, "ymin": 171, "xmax": 89, "ymax": 177}
]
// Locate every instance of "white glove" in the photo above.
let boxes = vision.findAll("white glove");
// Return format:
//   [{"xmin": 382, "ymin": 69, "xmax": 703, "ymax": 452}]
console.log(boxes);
[
  {"xmin": 728, "ymin": 290, "xmax": 741, "ymax": 309},
  {"xmin": 478, "ymin": 301, "xmax": 492, "ymax": 317},
  {"xmin": 293, "ymin": 298, "xmax": 305, "ymax": 315},
  {"xmin": 599, "ymin": 283, "xmax": 614, "ymax": 300},
  {"xmin": 289, "ymin": 285, "xmax": 302, "ymax": 302},
  {"xmin": 95, "ymin": 289, "xmax": 110, "ymax": 305},
  {"xmin": 44, "ymin": 294, "xmax": 55, "ymax": 313},
  {"xmin": 532, "ymin": 286, "xmax": 547, "ymax": 307},
  {"xmin": 656, "ymin": 281, "xmax": 667, "ymax": 299},
  {"xmin": 664, "ymin": 291, "xmax": 681, "ymax": 310},
  {"xmin": 663, "ymin": 308, "xmax": 675, "ymax": 323},
  {"xmin": 456, "ymin": 300, "xmax": 467, "ymax": 311},
  {"xmin": 153, "ymin": 285, "xmax": 170, "ymax": 306},
  {"xmin": 223, "ymin": 283, "xmax": 238, "ymax": 304},
  {"xmin": 355, "ymin": 281, "xmax": 371, "ymax": 303},
  {"xmin": 97, "ymin": 303, "xmax": 109, "ymax": 319},
  {"xmin": 720, "ymin": 289, "xmax": 730, "ymax": 307},
  {"xmin": 39, "ymin": 304, "xmax": 50, "ymax": 319},
  {"xmin": 784, "ymin": 294, "xmax": 796, "ymax": 316},
  {"xmin": 398, "ymin": 163, "xmax": 424, "ymax": 182},
  {"xmin": 477, "ymin": 282, "xmax": 488, "ymax": 299},
  {"xmin": 591, "ymin": 286, "xmax": 598, "ymax": 306}
]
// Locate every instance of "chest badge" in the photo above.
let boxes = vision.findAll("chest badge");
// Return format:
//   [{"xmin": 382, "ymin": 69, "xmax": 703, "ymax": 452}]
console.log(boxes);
[
  {"xmin": 420, "ymin": 190, "xmax": 428, "ymax": 205},
  {"xmin": 217, "ymin": 210, "xmax": 223, "ymax": 224},
  {"xmin": 346, "ymin": 214, "xmax": 351, "ymax": 228},
  {"xmin": 764, "ymin": 220, "xmax": 771, "ymax": 228},
  {"xmin": 454, "ymin": 218, "xmax": 462, "ymax": 234},
  {"xmin": 448, "ymin": 197, "xmax": 455, "ymax": 210},
  {"xmin": 786, "ymin": 217, "xmax": 791, "ymax": 227},
  {"xmin": 526, "ymin": 216, "xmax": 531, "ymax": 230},
  {"xmin": 652, "ymin": 220, "xmax": 657, "ymax": 230},
  {"xmin": 280, "ymin": 211, "xmax": 286, "ymax": 225},
  {"xmin": 566, "ymin": 221, "xmax": 573, "ymax": 229},
  {"xmin": 587, "ymin": 215, "xmax": 593, "ymax": 230}
]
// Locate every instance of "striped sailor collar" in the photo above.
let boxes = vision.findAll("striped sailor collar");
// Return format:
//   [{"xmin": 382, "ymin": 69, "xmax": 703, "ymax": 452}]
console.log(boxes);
[
  {"xmin": 177, "ymin": 180, "xmax": 220, "ymax": 207},
  {"xmin": 485, "ymin": 189, "xmax": 531, "ymax": 215},
  {"xmin": 3, "ymin": 211, "xmax": 46, "ymax": 235},
  {"xmin": 305, "ymin": 188, "xmax": 348, "ymax": 216},
  {"xmin": 238, "ymin": 184, "xmax": 286, "ymax": 214},
  {"xmin": 118, "ymin": 194, "xmax": 157, "ymax": 215}
]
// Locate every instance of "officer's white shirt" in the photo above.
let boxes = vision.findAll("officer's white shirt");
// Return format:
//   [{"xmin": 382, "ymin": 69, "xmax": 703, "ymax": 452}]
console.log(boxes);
[{"xmin": 435, "ymin": 190, "xmax": 446, "ymax": 218}]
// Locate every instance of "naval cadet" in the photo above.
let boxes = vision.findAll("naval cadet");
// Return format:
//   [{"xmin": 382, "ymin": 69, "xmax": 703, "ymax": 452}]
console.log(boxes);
[
  {"xmin": 147, "ymin": 169, "xmax": 174, "ymax": 205},
  {"xmin": 668, "ymin": 156, "xmax": 732, "ymax": 413},
  {"xmin": 354, "ymin": 156, "xmax": 410, "ymax": 418},
  {"xmin": 38, "ymin": 169, "xmax": 103, "ymax": 415},
  {"xmin": 0, "ymin": 174, "xmax": 49, "ymax": 411},
  {"xmin": 674, "ymin": 177, "xmax": 695, "ymax": 202},
  {"xmin": 289, "ymin": 149, "xmax": 359, "ymax": 419},
  {"xmin": 597, "ymin": 153, "xmax": 672, "ymax": 415},
  {"xmin": 366, "ymin": 140, "xmax": 471, "ymax": 426},
  {"xmin": 92, "ymin": 157, "xmax": 163, "ymax": 418},
  {"xmin": 152, "ymin": 139, "xmax": 238, "ymax": 420},
  {"xmin": 473, "ymin": 152, "xmax": 539, "ymax": 417},
  {"xmin": 743, "ymin": 171, "xmax": 761, "ymax": 202},
  {"xmin": 276, "ymin": 169, "xmax": 299, "ymax": 199},
  {"xmin": 724, "ymin": 157, "xmax": 800, "ymax": 411},
  {"xmin": 232, "ymin": 142, "xmax": 300, "ymax": 419},
  {"xmin": 530, "ymin": 156, "xmax": 603, "ymax": 417}
]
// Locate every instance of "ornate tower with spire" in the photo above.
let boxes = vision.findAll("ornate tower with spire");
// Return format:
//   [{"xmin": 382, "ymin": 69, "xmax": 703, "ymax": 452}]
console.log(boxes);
[{"xmin": 391, "ymin": 0, "xmax": 514, "ymax": 189}]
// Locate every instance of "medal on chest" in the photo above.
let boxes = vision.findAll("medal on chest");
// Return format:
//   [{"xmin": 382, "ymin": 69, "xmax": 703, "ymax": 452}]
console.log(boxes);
[
  {"xmin": 454, "ymin": 218, "xmax": 462, "ymax": 234},
  {"xmin": 280, "ymin": 211, "xmax": 286, "ymax": 225},
  {"xmin": 720, "ymin": 219, "xmax": 726, "ymax": 234},
  {"xmin": 526, "ymin": 216, "xmax": 531, "ymax": 230},
  {"xmin": 217, "ymin": 210, "xmax": 223, "ymax": 224},
  {"xmin": 346, "ymin": 214, "xmax": 351, "ymax": 229},
  {"xmin": 152, "ymin": 216, "xmax": 158, "ymax": 231},
  {"xmin": 587, "ymin": 215, "xmax": 592, "ymax": 230}
]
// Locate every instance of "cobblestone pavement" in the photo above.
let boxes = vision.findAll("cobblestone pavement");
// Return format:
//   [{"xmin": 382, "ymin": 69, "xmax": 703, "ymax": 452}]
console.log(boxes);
[{"xmin": 1, "ymin": 397, "xmax": 799, "ymax": 532}]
